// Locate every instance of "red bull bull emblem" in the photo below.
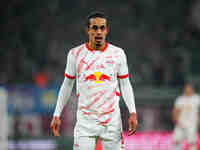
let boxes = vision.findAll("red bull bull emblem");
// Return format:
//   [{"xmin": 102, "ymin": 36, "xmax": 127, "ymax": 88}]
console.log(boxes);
[{"xmin": 85, "ymin": 72, "xmax": 111, "ymax": 83}]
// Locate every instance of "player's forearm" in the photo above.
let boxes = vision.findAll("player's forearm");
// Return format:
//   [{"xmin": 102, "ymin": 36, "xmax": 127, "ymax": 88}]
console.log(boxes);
[
  {"xmin": 172, "ymin": 108, "xmax": 180, "ymax": 124},
  {"xmin": 120, "ymin": 78, "xmax": 136, "ymax": 113},
  {"xmin": 53, "ymin": 78, "xmax": 74, "ymax": 117}
]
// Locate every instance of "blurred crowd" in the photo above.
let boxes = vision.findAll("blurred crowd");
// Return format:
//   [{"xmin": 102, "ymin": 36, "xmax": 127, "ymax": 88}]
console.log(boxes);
[
  {"xmin": 1, "ymin": 0, "xmax": 200, "ymax": 87},
  {"xmin": 2, "ymin": 2, "xmax": 200, "ymax": 149}
]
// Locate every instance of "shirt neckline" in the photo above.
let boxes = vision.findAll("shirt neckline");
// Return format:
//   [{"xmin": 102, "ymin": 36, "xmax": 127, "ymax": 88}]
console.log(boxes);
[{"xmin": 85, "ymin": 42, "xmax": 108, "ymax": 52}]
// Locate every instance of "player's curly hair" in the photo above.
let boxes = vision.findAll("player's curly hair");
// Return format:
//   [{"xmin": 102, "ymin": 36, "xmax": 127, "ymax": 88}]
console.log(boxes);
[{"xmin": 86, "ymin": 11, "xmax": 108, "ymax": 28}]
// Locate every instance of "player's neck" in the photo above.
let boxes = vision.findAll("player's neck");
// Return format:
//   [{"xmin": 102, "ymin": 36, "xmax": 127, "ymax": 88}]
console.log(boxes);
[
  {"xmin": 88, "ymin": 42, "xmax": 106, "ymax": 51},
  {"xmin": 184, "ymin": 93, "xmax": 194, "ymax": 97}
]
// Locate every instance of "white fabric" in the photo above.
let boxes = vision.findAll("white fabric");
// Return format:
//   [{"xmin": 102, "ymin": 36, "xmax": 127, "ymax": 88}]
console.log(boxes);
[
  {"xmin": 65, "ymin": 49, "xmax": 76, "ymax": 77},
  {"xmin": 53, "ymin": 78, "xmax": 75, "ymax": 117},
  {"xmin": 54, "ymin": 42, "xmax": 136, "ymax": 122},
  {"xmin": 73, "ymin": 136, "xmax": 124, "ymax": 150},
  {"xmin": 173, "ymin": 94, "xmax": 200, "ymax": 146},
  {"xmin": 173, "ymin": 126, "xmax": 197, "ymax": 144},
  {"xmin": 74, "ymin": 111, "xmax": 124, "ymax": 150},
  {"xmin": 119, "ymin": 78, "xmax": 136, "ymax": 113},
  {"xmin": 73, "ymin": 136, "xmax": 96, "ymax": 150},
  {"xmin": 0, "ymin": 87, "xmax": 8, "ymax": 150},
  {"xmin": 53, "ymin": 42, "xmax": 135, "ymax": 150},
  {"xmin": 117, "ymin": 50, "xmax": 129, "ymax": 77},
  {"xmin": 174, "ymin": 94, "xmax": 200, "ymax": 128},
  {"xmin": 173, "ymin": 143, "xmax": 182, "ymax": 150}
]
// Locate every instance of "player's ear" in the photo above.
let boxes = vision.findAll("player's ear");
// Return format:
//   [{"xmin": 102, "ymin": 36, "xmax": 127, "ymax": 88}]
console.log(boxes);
[
  {"xmin": 106, "ymin": 27, "xmax": 109, "ymax": 34},
  {"xmin": 105, "ymin": 24, "xmax": 109, "ymax": 34}
]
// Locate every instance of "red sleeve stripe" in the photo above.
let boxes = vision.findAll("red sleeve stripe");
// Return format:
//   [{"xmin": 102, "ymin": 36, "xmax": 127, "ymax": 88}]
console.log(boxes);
[
  {"xmin": 77, "ymin": 93, "xmax": 80, "ymax": 97},
  {"xmin": 115, "ymin": 91, "xmax": 120, "ymax": 96},
  {"xmin": 117, "ymin": 74, "xmax": 129, "ymax": 79},
  {"xmin": 64, "ymin": 73, "xmax": 76, "ymax": 79}
]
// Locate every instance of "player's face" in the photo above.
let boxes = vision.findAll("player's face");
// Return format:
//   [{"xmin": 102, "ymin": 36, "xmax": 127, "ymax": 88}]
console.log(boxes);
[
  {"xmin": 184, "ymin": 84, "xmax": 194, "ymax": 96},
  {"xmin": 87, "ymin": 17, "xmax": 108, "ymax": 47}
]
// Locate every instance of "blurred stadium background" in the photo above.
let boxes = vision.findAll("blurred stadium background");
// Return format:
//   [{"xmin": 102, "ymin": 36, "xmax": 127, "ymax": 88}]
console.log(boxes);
[{"xmin": 1, "ymin": 0, "xmax": 200, "ymax": 149}]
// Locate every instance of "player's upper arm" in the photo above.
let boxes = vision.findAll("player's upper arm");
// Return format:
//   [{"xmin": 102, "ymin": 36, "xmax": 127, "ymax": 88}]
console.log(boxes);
[
  {"xmin": 172, "ymin": 98, "xmax": 181, "ymax": 119},
  {"xmin": 117, "ymin": 49, "xmax": 129, "ymax": 79},
  {"xmin": 64, "ymin": 50, "xmax": 76, "ymax": 79},
  {"xmin": 198, "ymin": 95, "xmax": 200, "ymax": 111},
  {"xmin": 172, "ymin": 107, "xmax": 180, "ymax": 122},
  {"xmin": 174, "ymin": 97, "xmax": 182, "ymax": 109}
]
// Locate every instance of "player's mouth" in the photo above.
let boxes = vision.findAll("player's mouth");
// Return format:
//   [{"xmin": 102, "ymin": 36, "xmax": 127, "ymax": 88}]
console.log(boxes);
[{"xmin": 95, "ymin": 37, "xmax": 103, "ymax": 42}]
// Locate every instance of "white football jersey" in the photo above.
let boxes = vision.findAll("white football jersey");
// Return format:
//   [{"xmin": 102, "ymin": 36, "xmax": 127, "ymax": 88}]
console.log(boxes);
[
  {"xmin": 64, "ymin": 42, "xmax": 129, "ymax": 125},
  {"xmin": 175, "ymin": 94, "xmax": 200, "ymax": 128}
]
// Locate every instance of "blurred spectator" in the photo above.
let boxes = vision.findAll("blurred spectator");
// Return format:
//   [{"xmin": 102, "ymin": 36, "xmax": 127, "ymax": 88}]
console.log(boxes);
[
  {"xmin": 172, "ymin": 83, "xmax": 200, "ymax": 150},
  {"xmin": 34, "ymin": 70, "xmax": 48, "ymax": 89},
  {"xmin": 170, "ymin": 55, "xmax": 185, "ymax": 87},
  {"xmin": 0, "ymin": 87, "xmax": 8, "ymax": 150},
  {"xmin": 1, "ymin": 0, "xmax": 196, "ymax": 87},
  {"xmin": 1, "ymin": 0, "xmax": 200, "ymax": 142}
]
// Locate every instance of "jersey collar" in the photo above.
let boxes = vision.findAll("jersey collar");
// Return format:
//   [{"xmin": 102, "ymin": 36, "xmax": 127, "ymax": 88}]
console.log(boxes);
[{"xmin": 85, "ymin": 42, "xmax": 108, "ymax": 52}]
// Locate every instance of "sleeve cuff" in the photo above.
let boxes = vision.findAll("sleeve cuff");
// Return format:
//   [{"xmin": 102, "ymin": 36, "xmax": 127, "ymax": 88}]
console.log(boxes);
[
  {"xmin": 117, "ymin": 74, "xmax": 129, "ymax": 79},
  {"xmin": 64, "ymin": 73, "xmax": 76, "ymax": 79}
]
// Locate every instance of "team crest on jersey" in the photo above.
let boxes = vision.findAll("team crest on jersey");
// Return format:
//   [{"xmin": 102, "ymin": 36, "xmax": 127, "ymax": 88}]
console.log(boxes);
[{"xmin": 84, "ymin": 72, "xmax": 111, "ymax": 83}]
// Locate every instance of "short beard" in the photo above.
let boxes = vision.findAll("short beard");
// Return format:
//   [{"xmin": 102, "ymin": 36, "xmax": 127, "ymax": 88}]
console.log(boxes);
[{"xmin": 95, "ymin": 43, "xmax": 101, "ymax": 48}]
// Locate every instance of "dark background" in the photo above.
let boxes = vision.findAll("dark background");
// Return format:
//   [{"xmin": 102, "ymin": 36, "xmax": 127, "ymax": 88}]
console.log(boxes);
[{"xmin": 1, "ymin": 0, "xmax": 200, "ymax": 149}]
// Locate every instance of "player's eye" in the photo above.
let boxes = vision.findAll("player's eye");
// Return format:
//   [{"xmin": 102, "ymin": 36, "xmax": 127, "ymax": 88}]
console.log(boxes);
[
  {"xmin": 91, "ymin": 25, "xmax": 106, "ymax": 31},
  {"xmin": 100, "ymin": 25, "xmax": 105, "ymax": 31},
  {"xmin": 92, "ymin": 25, "xmax": 98, "ymax": 31}
]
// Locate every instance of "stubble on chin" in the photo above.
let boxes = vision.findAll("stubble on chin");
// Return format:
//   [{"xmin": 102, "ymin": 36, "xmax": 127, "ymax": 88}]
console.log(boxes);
[{"xmin": 95, "ymin": 43, "xmax": 101, "ymax": 48}]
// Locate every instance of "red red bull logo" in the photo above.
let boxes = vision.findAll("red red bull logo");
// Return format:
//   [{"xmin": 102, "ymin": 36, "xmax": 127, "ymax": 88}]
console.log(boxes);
[{"xmin": 84, "ymin": 72, "xmax": 111, "ymax": 83}]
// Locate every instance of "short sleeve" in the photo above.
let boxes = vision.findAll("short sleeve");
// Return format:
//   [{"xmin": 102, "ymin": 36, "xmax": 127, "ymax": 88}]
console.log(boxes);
[
  {"xmin": 64, "ymin": 50, "xmax": 76, "ymax": 79},
  {"xmin": 174, "ymin": 98, "xmax": 182, "ymax": 109},
  {"xmin": 117, "ymin": 50, "xmax": 129, "ymax": 79},
  {"xmin": 197, "ymin": 95, "xmax": 200, "ymax": 110}
]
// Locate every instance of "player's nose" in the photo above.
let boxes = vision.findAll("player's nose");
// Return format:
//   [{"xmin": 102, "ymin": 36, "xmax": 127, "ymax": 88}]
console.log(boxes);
[{"xmin": 96, "ymin": 28, "xmax": 102, "ymax": 34}]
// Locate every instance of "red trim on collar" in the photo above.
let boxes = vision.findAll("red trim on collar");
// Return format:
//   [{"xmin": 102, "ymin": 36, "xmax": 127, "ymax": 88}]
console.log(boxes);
[{"xmin": 85, "ymin": 42, "xmax": 108, "ymax": 52}]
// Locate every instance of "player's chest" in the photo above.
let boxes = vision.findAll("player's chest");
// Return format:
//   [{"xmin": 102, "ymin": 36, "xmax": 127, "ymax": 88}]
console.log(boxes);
[
  {"xmin": 75, "ymin": 51, "xmax": 120, "ymax": 74},
  {"xmin": 182, "ymin": 99, "xmax": 199, "ymax": 112}
]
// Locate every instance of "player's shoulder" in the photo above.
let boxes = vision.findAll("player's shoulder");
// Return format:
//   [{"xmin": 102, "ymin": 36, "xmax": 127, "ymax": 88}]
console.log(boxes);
[
  {"xmin": 108, "ymin": 43, "xmax": 126, "ymax": 55},
  {"xmin": 193, "ymin": 94, "xmax": 200, "ymax": 99},
  {"xmin": 176, "ymin": 95, "xmax": 184, "ymax": 101},
  {"xmin": 194, "ymin": 93, "xmax": 200, "ymax": 97},
  {"xmin": 108, "ymin": 43, "xmax": 123, "ymax": 50},
  {"xmin": 174, "ymin": 95, "xmax": 184, "ymax": 106},
  {"xmin": 69, "ymin": 43, "xmax": 85, "ymax": 52},
  {"xmin": 68, "ymin": 43, "xmax": 85, "ymax": 56}
]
